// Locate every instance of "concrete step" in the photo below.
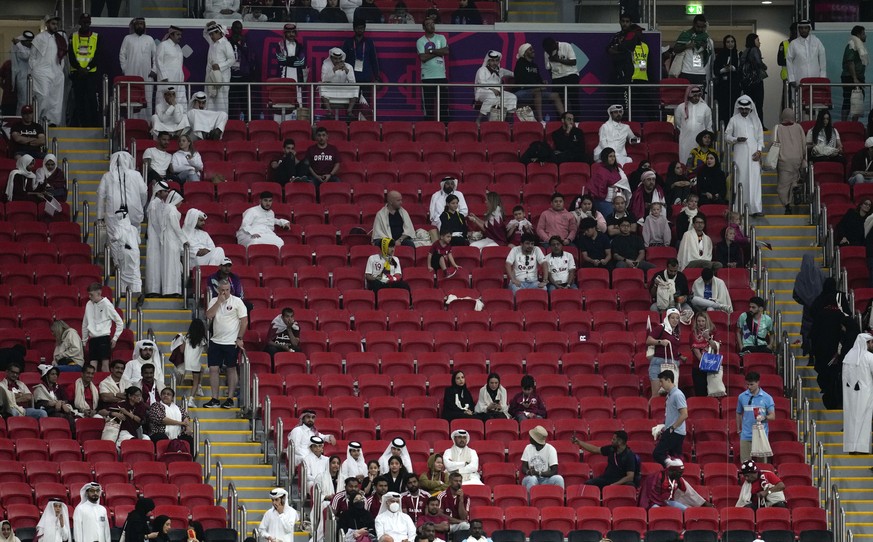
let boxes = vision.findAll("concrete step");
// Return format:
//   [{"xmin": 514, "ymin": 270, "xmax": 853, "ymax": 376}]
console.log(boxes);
[{"xmin": 50, "ymin": 127, "xmax": 106, "ymax": 139}]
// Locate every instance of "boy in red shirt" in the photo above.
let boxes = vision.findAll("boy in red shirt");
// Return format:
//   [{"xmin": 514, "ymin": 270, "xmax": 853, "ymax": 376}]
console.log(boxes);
[{"xmin": 429, "ymin": 227, "xmax": 461, "ymax": 278}]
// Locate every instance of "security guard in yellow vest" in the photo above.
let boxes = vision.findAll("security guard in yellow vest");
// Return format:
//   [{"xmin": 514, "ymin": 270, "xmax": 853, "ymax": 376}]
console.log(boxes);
[
  {"xmin": 776, "ymin": 22, "xmax": 797, "ymax": 109},
  {"xmin": 69, "ymin": 13, "xmax": 100, "ymax": 127},
  {"xmin": 632, "ymin": 43, "xmax": 650, "ymax": 82}
]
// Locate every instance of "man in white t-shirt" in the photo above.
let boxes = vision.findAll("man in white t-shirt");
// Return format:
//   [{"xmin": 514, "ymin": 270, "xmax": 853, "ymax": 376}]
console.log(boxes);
[
  {"xmin": 504, "ymin": 232, "xmax": 547, "ymax": 295},
  {"xmin": 520, "ymin": 425, "xmax": 564, "ymax": 493},
  {"xmin": 542, "ymin": 37, "xmax": 579, "ymax": 113},
  {"xmin": 204, "ymin": 279, "xmax": 248, "ymax": 409},
  {"xmin": 544, "ymin": 236, "xmax": 577, "ymax": 292}
]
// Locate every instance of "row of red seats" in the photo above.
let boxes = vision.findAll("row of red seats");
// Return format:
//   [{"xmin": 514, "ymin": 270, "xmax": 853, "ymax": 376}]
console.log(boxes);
[
  {"xmin": 0, "ymin": 221, "xmax": 80, "ymax": 243},
  {"xmin": 0, "ymin": 480, "xmax": 212, "ymax": 510},
  {"xmin": 0, "ymin": 501, "xmax": 225, "ymax": 530},
  {"xmin": 0, "ymin": 201, "xmax": 72, "ymax": 223},
  {"xmin": 820, "ymin": 181, "xmax": 873, "ymax": 208},
  {"xmin": 0, "ymin": 243, "xmax": 91, "ymax": 267},
  {"xmin": 0, "ymin": 435, "xmax": 190, "ymax": 465},
  {"xmin": 0, "ymin": 282, "xmax": 100, "ymax": 307},
  {"xmin": 0, "ymin": 459, "xmax": 202, "ymax": 487}
]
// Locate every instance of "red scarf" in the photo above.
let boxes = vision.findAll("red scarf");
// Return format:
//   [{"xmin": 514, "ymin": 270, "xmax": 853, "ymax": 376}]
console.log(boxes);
[{"xmin": 53, "ymin": 32, "xmax": 68, "ymax": 64}]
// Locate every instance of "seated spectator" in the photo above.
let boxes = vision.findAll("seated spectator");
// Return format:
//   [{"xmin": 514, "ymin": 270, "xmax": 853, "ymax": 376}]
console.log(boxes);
[
  {"xmin": 442, "ymin": 373, "xmax": 478, "ymax": 423},
  {"xmin": 34, "ymin": 153, "xmax": 67, "ymax": 202},
  {"xmin": 111, "ymin": 385, "xmax": 149, "ymax": 444},
  {"xmin": 242, "ymin": 6, "xmax": 269, "ymax": 22},
  {"xmin": 187, "ymin": 91, "xmax": 228, "ymax": 140},
  {"xmin": 150, "ymin": 88, "xmax": 189, "ymax": 138},
  {"xmin": 0, "ymin": 519, "xmax": 21, "ymax": 542},
  {"xmin": 146, "ymin": 387, "xmax": 194, "ymax": 450},
  {"xmin": 690, "ymin": 268, "xmax": 733, "ymax": 313},
  {"xmin": 98, "ymin": 359, "xmax": 127, "ymax": 408},
  {"xmin": 321, "ymin": 0, "xmax": 352, "ymax": 22},
  {"xmin": 270, "ymin": 139, "xmax": 308, "ymax": 185},
  {"xmin": 686, "ymin": 130, "xmax": 717, "ymax": 176},
  {"xmin": 465, "ymin": 520, "xmax": 487, "ymax": 542},
  {"xmin": 593, "ymin": 104, "xmax": 640, "ymax": 166},
  {"xmin": 568, "ymin": 194, "xmax": 606, "ymax": 234},
  {"xmin": 320, "ymin": 49, "xmax": 359, "ymax": 121},
  {"xmin": 416, "ymin": 497, "xmax": 451, "ymax": 537},
  {"xmin": 361, "ymin": 461, "xmax": 383, "ymax": 497},
  {"xmin": 638, "ymin": 458, "xmax": 708, "ymax": 510},
  {"xmin": 73, "ymin": 364, "xmax": 102, "ymax": 418},
  {"xmin": 121, "ymin": 340, "xmax": 166, "ymax": 393},
  {"xmin": 736, "ymin": 460, "xmax": 786, "ymax": 509},
  {"xmin": 513, "ymin": 44, "xmax": 564, "ymax": 123},
  {"xmin": 726, "ymin": 210, "xmax": 750, "ymax": 248},
  {"xmin": 51, "ymin": 320, "xmax": 84, "ymax": 370},
  {"xmin": 642, "ymin": 202, "xmax": 671, "ymax": 247},
  {"xmin": 260, "ymin": 0, "xmax": 288, "ymax": 20},
  {"xmin": 429, "ymin": 177, "xmax": 469, "ymax": 230},
  {"xmin": 605, "ymin": 194, "xmax": 637, "ymax": 237},
  {"xmin": 3, "ymin": 154, "xmax": 37, "ymax": 202},
  {"xmin": 170, "ymin": 134, "xmax": 202, "ymax": 183},
  {"xmin": 470, "ymin": 192, "xmax": 508, "ymax": 248},
  {"xmin": 304, "ymin": 437, "xmax": 331, "ymax": 491},
  {"xmin": 420, "ymin": 454, "xmax": 450, "ymax": 494},
  {"xmin": 474, "ymin": 373, "xmax": 510, "ymax": 420},
  {"xmin": 695, "ymin": 153, "xmax": 728, "ymax": 205},
  {"xmin": 388, "ymin": 1, "xmax": 415, "ymax": 23},
  {"xmin": 378, "ymin": 437, "xmax": 414, "ymax": 474},
  {"xmin": 339, "ymin": 443, "xmax": 368, "ymax": 486},
  {"xmin": 690, "ymin": 311, "xmax": 725, "ymax": 398},
  {"xmin": 170, "ymin": 318, "xmax": 208, "ymax": 408},
  {"xmin": 33, "ymin": 365, "xmax": 76, "ymax": 429},
  {"xmin": 0, "ymin": 363, "xmax": 46, "ymax": 419},
  {"xmin": 544, "ymin": 236, "xmax": 577, "ymax": 291},
  {"xmin": 508, "ymin": 375, "xmax": 547, "ymax": 421},
  {"xmin": 666, "ymin": 162, "xmax": 693, "ymax": 205},
  {"xmin": 436, "ymin": 473, "xmax": 471, "ymax": 531},
  {"xmin": 678, "ymin": 215, "xmax": 722, "ymax": 270},
  {"xmin": 429, "ymin": 227, "xmax": 462, "ymax": 278},
  {"xmin": 366, "ymin": 239, "xmax": 411, "ymax": 295},
  {"xmin": 650, "ymin": 258, "xmax": 691, "ymax": 312},
  {"xmin": 573, "ymin": 430, "xmax": 637, "ymax": 488},
  {"xmin": 628, "ymin": 160, "xmax": 657, "ymax": 193},
  {"xmin": 339, "ymin": 492, "xmax": 376, "ymax": 542},
  {"xmin": 306, "ymin": 127, "xmax": 342, "ymax": 187},
  {"xmin": 293, "ymin": 0, "xmax": 320, "ymax": 22},
  {"xmin": 384, "ymin": 456, "xmax": 409, "ymax": 493},
  {"xmin": 265, "ymin": 307, "xmax": 301, "ymax": 357},
  {"xmin": 630, "ymin": 170, "xmax": 667, "ymax": 221},
  {"xmin": 373, "ymin": 191, "xmax": 416, "ymax": 248},
  {"xmin": 142, "ymin": 132, "xmax": 174, "ymax": 184},
  {"xmin": 736, "ymin": 296, "xmax": 774, "ymax": 354},
  {"xmin": 354, "ymin": 0, "xmax": 385, "ymax": 23},
  {"xmin": 611, "ymin": 217, "xmax": 654, "ymax": 270},
  {"xmin": 504, "ymin": 233, "xmax": 547, "ymax": 294},
  {"xmin": 402, "ymin": 474, "xmax": 430, "ymax": 524},
  {"xmin": 10, "ymin": 105, "xmax": 46, "ymax": 157},
  {"xmin": 204, "ymin": 0, "xmax": 241, "ymax": 19},
  {"xmin": 575, "ymin": 217, "xmax": 612, "ymax": 269},
  {"xmin": 366, "ymin": 476, "xmax": 389, "ymax": 515},
  {"xmin": 589, "ymin": 148, "xmax": 632, "ymax": 217},
  {"xmin": 675, "ymin": 194, "xmax": 706, "ymax": 241},
  {"xmin": 520, "ymin": 425, "xmax": 564, "ymax": 493},
  {"xmin": 505, "ymin": 205, "xmax": 533, "ymax": 246},
  {"xmin": 137, "ymin": 363, "xmax": 159, "ymax": 406},
  {"xmin": 473, "ymin": 51, "xmax": 516, "ymax": 124},
  {"xmin": 837, "ymin": 199, "xmax": 872, "ymax": 246},
  {"xmin": 806, "ymin": 109, "xmax": 842, "ymax": 163},
  {"xmin": 419, "ymin": 521, "xmax": 446, "ymax": 542},
  {"xmin": 208, "ymin": 257, "xmax": 244, "ymax": 298},
  {"xmin": 646, "ymin": 309, "xmax": 687, "ymax": 398},
  {"xmin": 236, "ymin": 192, "xmax": 291, "ymax": 248},
  {"xmin": 551, "ymin": 112, "xmax": 588, "ymax": 163},
  {"xmin": 435, "ymin": 195, "xmax": 470, "ymax": 246},
  {"xmin": 849, "ymin": 138, "xmax": 873, "ymax": 185},
  {"xmin": 183, "ymin": 209, "xmax": 227, "ymax": 269},
  {"xmin": 451, "ymin": 0, "xmax": 482, "ymax": 24}
]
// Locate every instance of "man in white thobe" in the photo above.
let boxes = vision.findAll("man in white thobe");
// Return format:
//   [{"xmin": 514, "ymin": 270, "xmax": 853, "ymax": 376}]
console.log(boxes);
[
  {"xmin": 29, "ymin": 15, "xmax": 67, "ymax": 126},
  {"xmin": 150, "ymin": 87, "xmax": 189, "ymax": 137},
  {"xmin": 473, "ymin": 50, "xmax": 516, "ymax": 124},
  {"xmin": 673, "ymin": 85, "xmax": 712, "ymax": 165},
  {"xmin": 188, "ymin": 91, "xmax": 228, "ymax": 140},
  {"xmin": 787, "ymin": 19, "xmax": 827, "ymax": 85},
  {"xmin": 119, "ymin": 18, "xmax": 156, "ymax": 118},
  {"xmin": 97, "ymin": 151, "xmax": 148, "ymax": 299},
  {"xmin": 11, "ymin": 31, "xmax": 34, "ymax": 115},
  {"xmin": 183, "ymin": 208, "xmax": 226, "ymax": 269},
  {"xmin": 258, "ymin": 488, "xmax": 298, "ymax": 542},
  {"xmin": 73, "ymin": 483, "xmax": 110, "ymax": 542},
  {"xmin": 843, "ymin": 333, "xmax": 873, "ymax": 453},
  {"xmin": 288, "ymin": 409, "xmax": 336, "ymax": 467},
  {"xmin": 204, "ymin": 0, "xmax": 242, "ymax": 20},
  {"xmin": 428, "ymin": 177, "xmax": 469, "ymax": 229},
  {"xmin": 236, "ymin": 191, "xmax": 290, "ymax": 248},
  {"xmin": 593, "ymin": 104, "xmax": 640, "ymax": 166},
  {"xmin": 155, "ymin": 26, "xmax": 186, "ymax": 109},
  {"xmin": 120, "ymin": 340, "xmax": 166, "ymax": 391},
  {"xmin": 204, "ymin": 22, "xmax": 234, "ymax": 115},
  {"xmin": 724, "ymin": 95, "xmax": 764, "ymax": 216},
  {"xmin": 442, "ymin": 429, "xmax": 482, "ymax": 485},
  {"xmin": 160, "ymin": 190, "xmax": 187, "ymax": 296},
  {"xmin": 375, "ymin": 493, "xmax": 417, "ymax": 542},
  {"xmin": 145, "ymin": 181, "xmax": 169, "ymax": 296},
  {"xmin": 304, "ymin": 436, "xmax": 331, "ymax": 491}
]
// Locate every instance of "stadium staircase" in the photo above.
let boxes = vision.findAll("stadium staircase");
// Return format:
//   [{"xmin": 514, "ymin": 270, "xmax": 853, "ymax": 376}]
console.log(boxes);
[{"xmin": 505, "ymin": 0, "xmax": 559, "ymax": 22}]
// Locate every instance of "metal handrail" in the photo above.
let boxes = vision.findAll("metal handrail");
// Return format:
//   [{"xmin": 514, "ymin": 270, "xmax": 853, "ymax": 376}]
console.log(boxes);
[
  {"xmin": 261, "ymin": 394, "xmax": 271, "ymax": 444},
  {"xmin": 812, "ymin": 182, "xmax": 820, "ymax": 224},
  {"xmin": 214, "ymin": 460, "xmax": 224, "ymax": 504},
  {"xmin": 81, "ymin": 200, "xmax": 89, "ymax": 243},
  {"xmin": 826, "ymin": 226, "xmax": 835, "ymax": 269},
  {"xmin": 238, "ymin": 505, "xmax": 248, "ymax": 542},
  {"xmin": 821, "ymin": 206, "xmax": 829, "ymax": 246},
  {"xmin": 182, "ymin": 243, "xmax": 190, "ymax": 309},
  {"xmin": 226, "ymin": 481, "xmax": 238, "ymax": 526},
  {"xmin": 275, "ymin": 417, "xmax": 285, "ymax": 476},
  {"xmin": 194, "ymin": 265, "xmax": 203, "ymax": 319},
  {"xmin": 193, "ymin": 418, "xmax": 200, "ymax": 460},
  {"xmin": 102, "ymin": 74, "xmax": 109, "ymax": 136},
  {"xmin": 239, "ymin": 351, "xmax": 251, "ymax": 412},
  {"xmin": 285, "ymin": 431, "xmax": 294, "ymax": 494},
  {"xmin": 298, "ymin": 461, "xmax": 307, "ymax": 513},
  {"xmin": 252, "ymin": 374, "xmax": 260, "ymax": 444},
  {"xmin": 203, "ymin": 439, "xmax": 212, "ymax": 483},
  {"xmin": 135, "ymin": 305, "xmax": 143, "ymax": 340}
]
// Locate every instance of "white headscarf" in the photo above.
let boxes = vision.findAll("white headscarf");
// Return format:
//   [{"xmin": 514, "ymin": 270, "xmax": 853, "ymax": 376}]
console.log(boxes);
[
  {"xmin": 377, "ymin": 492, "xmax": 403, "ymax": 515},
  {"xmin": 36, "ymin": 501, "xmax": 71, "ymax": 542},
  {"xmin": 340, "ymin": 441, "xmax": 368, "ymax": 480},
  {"xmin": 329, "ymin": 47, "xmax": 346, "ymax": 62},
  {"xmin": 378, "ymin": 437, "xmax": 413, "ymax": 473},
  {"xmin": 166, "ymin": 190, "xmax": 184, "ymax": 207},
  {"xmin": 34, "ymin": 153, "xmax": 58, "ymax": 188},
  {"xmin": 732, "ymin": 95, "xmax": 763, "ymax": 138},
  {"xmin": 849, "ymin": 32, "xmax": 869, "ymax": 67},
  {"xmin": 843, "ymin": 333, "xmax": 873, "ymax": 368},
  {"xmin": 182, "ymin": 208, "xmax": 204, "ymax": 239},
  {"xmin": 0, "ymin": 521, "xmax": 21, "ymax": 542},
  {"xmin": 482, "ymin": 49, "xmax": 502, "ymax": 67},
  {"xmin": 5, "ymin": 154, "xmax": 36, "ymax": 201},
  {"xmin": 662, "ymin": 308, "xmax": 681, "ymax": 334},
  {"xmin": 78, "ymin": 482, "xmax": 102, "ymax": 506}
]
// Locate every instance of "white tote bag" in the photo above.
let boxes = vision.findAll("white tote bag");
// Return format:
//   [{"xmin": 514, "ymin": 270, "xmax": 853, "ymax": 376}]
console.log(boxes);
[
  {"xmin": 764, "ymin": 125, "xmax": 780, "ymax": 171},
  {"xmin": 751, "ymin": 422, "xmax": 773, "ymax": 457},
  {"xmin": 851, "ymin": 88, "xmax": 865, "ymax": 118}
]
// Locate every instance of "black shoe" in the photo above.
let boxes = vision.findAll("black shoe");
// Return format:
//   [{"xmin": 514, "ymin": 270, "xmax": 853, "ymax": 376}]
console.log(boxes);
[
  {"xmin": 785, "ymin": 205, "xmax": 792, "ymax": 215},
  {"xmin": 221, "ymin": 398, "xmax": 235, "ymax": 409},
  {"xmin": 204, "ymin": 398, "xmax": 221, "ymax": 408}
]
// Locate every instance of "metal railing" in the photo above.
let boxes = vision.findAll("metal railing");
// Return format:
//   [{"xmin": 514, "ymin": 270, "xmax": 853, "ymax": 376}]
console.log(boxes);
[
  {"xmin": 203, "ymin": 439, "xmax": 212, "ymax": 483},
  {"xmin": 194, "ymin": 265, "xmax": 203, "ymax": 320},
  {"xmin": 260, "ymin": 394, "xmax": 270, "ymax": 444},
  {"xmin": 276, "ymin": 417, "xmax": 286, "ymax": 477},
  {"xmin": 193, "ymin": 418, "xmax": 201, "ymax": 460},
  {"xmin": 182, "ymin": 243, "xmax": 190, "ymax": 309},
  {"xmin": 239, "ymin": 352, "xmax": 252, "ymax": 413},
  {"xmin": 795, "ymin": 81, "xmax": 873, "ymax": 122},
  {"xmin": 214, "ymin": 460, "xmax": 224, "ymax": 504},
  {"xmin": 226, "ymin": 481, "xmax": 237, "ymax": 521}
]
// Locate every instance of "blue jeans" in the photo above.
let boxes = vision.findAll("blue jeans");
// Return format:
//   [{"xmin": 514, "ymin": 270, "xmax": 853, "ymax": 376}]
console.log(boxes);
[
  {"xmin": 652, "ymin": 501, "xmax": 688, "ymax": 510},
  {"xmin": 509, "ymin": 281, "xmax": 544, "ymax": 295},
  {"xmin": 11, "ymin": 407, "xmax": 47, "ymax": 419},
  {"xmin": 522, "ymin": 474, "xmax": 565, "ymax": 493}
]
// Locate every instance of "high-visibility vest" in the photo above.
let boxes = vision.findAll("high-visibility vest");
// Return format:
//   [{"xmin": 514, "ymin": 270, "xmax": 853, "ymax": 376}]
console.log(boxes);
[
  {"xmin": 632, "ymin": 42, "xmax": 649, "ymax": 81},
  {"xmin": 72, "ymin": 32, "xmax": 98, "ymax": 73},
  {"xmin": 780, "ymin": 40, "xmax": 789, "ymax": 80}
]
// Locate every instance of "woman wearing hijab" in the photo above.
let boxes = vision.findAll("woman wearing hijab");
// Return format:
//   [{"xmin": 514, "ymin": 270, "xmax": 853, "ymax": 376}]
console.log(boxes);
[
  {"xmin": 33, "ymin": 153, "xmax": 67, "ymax": 201},
  {"xmin": 774, "ymin": 108, "xmax": 807, "ymax": 215},
  {"xmin": 317, "ymin": 455, "xmax": 343, "ymax": 497},
  {"xmin": 319, "ymin": 48, "xmax": 359, "ymax": 121},
  {"xmin": 419, "ymin": 453, "xmax": 449, "ymax": 494},
  {"xmin": 810, "ymin": 277, "xmax": 853, "ymax": 375},
  {"xmin": 474, "ymin": 50, "xmax": 516, "ymax": 124},
  {"xmin": 646, "ymin": 308, "xmax": 687, "ymax": 398},
  {"xmin": 589, "ymin": 147, "xmax": 632, "ymax": 217},
  {"xmin": 0, "ymin": 521, "xmax": 21, "ymax": 542},
  {"xmin": 837, "ymin": 199, "xmax": 873, "ymax": 246},
  {"xmin": 740, "ymin": 33, "xmax": 767, "ymax": 127},
  {"xmin": 474, "ymin": 372, "xmax": 510, "ymax": 420},
  {"xmin": 844, "ymin": 333, "xmax": 873, "ymax": 454},
  {"xmin": 695, "ymin": 152, "xmax": 728, "ymax": 205},
  {"xmin": 451, "ymin": 0, "xmax": 483, "ymax": 23},
  {"xmin": 364, "ymin": 238, "xmax": 410, "ymax": 295},
  {"xmin": 441, "ymin": 370, "xmax": 477, "ymax": 421},
  {"xmin": 36, "ymin": 501, "xmax": 71, "ymax": 542},
  {"xmin": 146, "ymin": 387, "xmax": 193, "ymax": 450},
  {"xmin": 152, "ymin": 516, "xmax": 172, "ymax": 542},
  {"xmin": 33, "ymin": 365, "xmax": 77, "ymax": 427},
  {"xmin": 339, "ymin": 441, "xmax": 368, "ymax": 482},
  {"xmin": 793, "ymin": 253, "xmax": 826, "ymax": 356},
  {"xmin": 338, "ymin": 492, "xmax": 375, "ymax": 542},
  {"xmin": 807, "ymin": 109, "xmax": 843, "ymax": 163},
  {"xmin": 4, "ymin": 154, "xmax": 37, "ymax": 202},
  {"xmin": 666, "ymin": 161, "xmax": 693, "ymax": 205},
  {"xmin": 713, "ymin": 35, "xmax": 741, "ymax": 129},
  {"xmin": 124, "ymin": 498, "xmax": 156, "ymax": 542}
]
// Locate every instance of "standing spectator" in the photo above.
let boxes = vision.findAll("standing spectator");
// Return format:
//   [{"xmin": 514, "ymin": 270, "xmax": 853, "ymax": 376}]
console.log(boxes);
[
  {"xmin": 204, "ymin": 279, "xmax": 248, "ymax": 409},
  {"xmin": 144, "ymin": 178, "xmax": 167, "ymax": 297},
  {"xmin": 807, "ymin": 109, "xmax": 843, "ymax": 163},
  {"xmin": 35, "ymin": 501, "xmax": 71, "ymax": 542},
  {"xmin": 257, "ymin": 488, "xmax": 299, "ymax": 542},
  {"xmin": 521, "ymin": 425, "xmax": 564, "ymax": 493},
  {"xmin": 474, "ymin": 373, "xmax": 510, "ymax": 420},
  {"xmin": 373, "ymin": 191, "xmax": 416, "ymax": 248},
  {"xmin": 606, "ymin": 13, "xmax": 644, "ymax": 95},
  {"xmin": 119, "ymin": 19, "xmax": 156, "ymax": 118},
  {"xmin": 436, "ymin": 474, "xmax": 470, "ymax": 532},
  {"xmin": 677, "ymin": 215, "xmax": 722, "ymax": 270},
  {"xmin": 159, "ymin": 190, "xmax": 187, "ymax": 297},
  {"xmin": 793, "ymin": 254, "xmax": 825, "ymax": 357},
  {"xmin": 713, "ymin": 35, "xmax": 741, "ymax": 132},
  {"xmin": 544, "ymin": 236, "xmax": 577, "ymax": 291},
  {"xmin": 306, "ymin": 127, "xmax": 342, "ymax": 188},
  {"xmin": 575, "ymin": 217, "xmax": 612, "ymax": 269},
  {"xmin": 536, "ymin": 193, "xmax": 577, "ymax": 246},
  {"xmin": 0, "ymin": 363, "xmax": 47, "ymax": 419},
  {"xmin": 690, "ymin": 312, "xmax": 724, "ymax": 398},
  {"xmin": 264, "ymin": 307, "xmax": 300, "ymax": 358},
  {"xmin": 274, "ymin": 24, "xmax": 307, "ymax": 94},
  {"xmin": 73, "ymin": 483, "xmax": 110, "ymax": 542},
  {"xmin": 504, "ymin": 233, "xmax": 547, "ymax": 294},
  {"xmin": 11, "ymin": 31, "xmax": 34, "ymax": 116},
  {"xmin": 672, "ymin": 15, "xmax": 713, "ymax": 88},
  {"xmin": 589, "ymin": 148, "xmax": 632, "ymax": 217},
  {"xmin": 647, "ymin": 310, "xmax": 687, "ymax": 399},
  {"xmin": 652, "ymin": 370, "xmax": 688, "ymax": 465},
  {"xmin": 842, "ymin": 26, "xmax": 867, "ymax": 122},
  {"xmin": 236, "ymin": 192, "xmax": 291, "ymax": 248},
  {"xmin": 29, "ymin": 15, "xmax": 66, "ymax": 126},
  {"xmin": 303, "ymin": 438, "xmax": 331, "ymax": 492},
  {"xmin": 725, "ymin": 96, "xmax": 764, "ymax": 217},
  {"xmin": 594, "ymin": 106, "xmax": 640, "ymax": 167},
  {"xmin": 451, "ymin": 0, "xmax": 482, "ymax": 24},
  {"xmin": 810, "ymin": 278, "xmax": 853, "ymax": 375},
  {"xmin": 342, "ymin": 20, "xmax": 381, "ymax": 113},
  {"xmin": 690, "ymin": 268, "xmax": 733, "ymax": 313},
  {"xmin": 442, "ymin": 373, "xmax": 477, "ymax": 423},
  {"xmin": 552, "ymin": 112, "xmax": 587, "ymax": 163},
  {"xmin": 514, "ymin": 43, "xmax": 564, "ymax": 123},
  {"xmin": 508, "ymin": 375, "xmax": 547, "ymax": 421},
  {"xmin": 787, "ymin": 20, "xmax": 826, "ymax": 87},
  {"xmin": 674, "ymin": 86, "xmax": 712, "ymax": 166},
  {"xmin": 736, "ymin": 371, "xmax": 776, "ymax": 461},
  {"xmin": 843, "ymin": 333, "xmax": 873, "ymax": 454},
  {"xmin": 365, "ymin": 239, "xmax": 411, "ymax": 295},
  {"xmin": 293, "ymin": 0, "xmax": 321, "ymax": 22},
  {"xmin": 156, "ymin": 26, "xmax": 186, "ymax": 108},
  {"xmin": 642, "ymin": 202, "xmax": 671, "ymax": 247},
  {"xmin": 227, "ymin": 21, "xmax": 254, "ymax": 120},
  {"xmin": 321, "ymin": 0, "xmax": 351, "ymax": 22},
  {"xmin": 170, "ymin": 318, "xmax": 208, "ymax": 408},
  {"xmin": 542, "ymin": 37, "xmax": 579, "ymax": 113},
  {"xmin": 204, "ymin": 22, "xmax": 234, "ymax": 114},
  {"xmin": 740, "ymin": 34, "xmax": 767, "ymax": 127},
  {"xmin": 473, "ymin": 50, "xmax": 516, "ymax": 124},
  {"xmin": 69, "ymin": 14, "xmax": 100, "ymax": 127},
  {"xmin": 270, "ymin": 139, "xmax": 307, "ymax": 185},
  {"xmin": 10, "ymin": 105, "xmax": 45, "ymax": 157},
  {"xmin": 649, "ymin": 259, "xmax": 691, "ymax": 312},
  {"xmin": 611, "ymin": 217, "xmax": 654, "ymax": 270},
  {"xmin": 51, "ymin": 320, "xmax": 84, "ymax": 369},
  {"xmin": 736, "ymin": 296, "xmax": 774, "ymax": 354},
  {"xmin": 82, "ymin": 283, "xmax": 124, "ymax": 372},
  {"xmin": 573, "ymin": 430, "xmax": 637, "ymax": 488},
  {"xmin": 417, "ymin": 20, "xmax": 449, "ymax": 121},
  {"xmin": 736, "ymin": 461, "xmax": 787, "ymax": 509},
  {"xmin": 388, "ymin": 2, "xmax": 415, "ymax": 23},
  {"xmin": 123, "ymin": 498, "xmax": 156, "ymax": 542},
  {"xmin": 696, "ymin": 153, "xmax": 728, "ymax": 206}
]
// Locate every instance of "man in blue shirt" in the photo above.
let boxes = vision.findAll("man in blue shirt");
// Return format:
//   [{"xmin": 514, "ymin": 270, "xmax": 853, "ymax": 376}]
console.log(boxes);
[
  {"xmin": 653, "ymin": 370, "xmax": 688, "ymax": 465},
  {"xmin": 735, "ymin": 371, "xmax": 776, "ymax": 462}
]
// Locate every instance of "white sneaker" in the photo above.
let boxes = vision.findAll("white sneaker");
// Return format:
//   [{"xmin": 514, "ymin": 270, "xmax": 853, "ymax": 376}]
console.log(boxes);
[
  {"xmin": 195, "ymin": 386, "xmax": 205, "ymax": 397},
  {"xmin": 187, "ymin": 397, "xmax": 196, "ymax": 409}
]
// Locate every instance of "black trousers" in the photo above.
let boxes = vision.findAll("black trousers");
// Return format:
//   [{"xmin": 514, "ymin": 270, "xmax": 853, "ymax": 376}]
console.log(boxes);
[
  {"xmin": 422, "ymin": 78, "xmax": 449, "ymax": 121},
  {"xmin": 90, "ymin": 0, "xmax": 122, "ymax": 16},
  {"xmin": 553, "ymin": 74, "xmax": 581, "ymax": 117},
  {"xmin": 71, "ymin": 73, "xmax": 100, "ymax": 127},
  {"xmin": 652, "ymin": 430, "xmax": 685, "ymax": 465}
]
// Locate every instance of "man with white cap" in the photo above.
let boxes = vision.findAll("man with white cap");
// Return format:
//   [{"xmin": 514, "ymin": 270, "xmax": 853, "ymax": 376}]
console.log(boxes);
[
  {"xmin": 289, "ymin": 409, "xmax": 336, "ymax": 467},
  {"xmin": 513, "ymin": 43, "xmax": 564, "ymax": 123},
  {"xmin": 375, "ymin": 493, "xmax": 417, "ymax": 542},
  {"xmin": 304, "ymin": 436, "xmax": 331, "ymax": 490},
  {"xmin": 379, "ymin": 437, "xmax": 414, "ymax": 474},
  {"xmin": 237, "ymin": 191, "xmax": 291, "ymax": 248},
  {"xmin": 842, "ymin": 333, "xmax": 873, "ymax": 453},
  {"xmin": 73, "ymin": 482, "xmax": 110, "ymax": 542},
  {"xmin": 320, "ymin": 48, "xmax": 359, "ymax": 121},
  {"xmin": 183, "ymin": 208, "xmax": 227, "ymax": 268},
  {"xmin": 473, "ymin": 50, "xmax": 516, "ymax": 124},
  {"xmin": 11, "ymin": 30, "xmax": 34, "ymax": 115},
  {"xmin": 258, "ymin": 488, "xmax": 299, "ymax": 542},
  {"xmin": 442, "ymin": 429, "xmax": 481, "ymax": 485},
  {"xmin": 428, "ymin": 177, "xmax": 468, "ymax": 231},
  {"xmin": 204, "ymin": 279, "xmax": 247, "ymax": 409},
  {"xmin": 150, "ymin": 88, "xmax": 189, "ymax": 137},
  {"xmin": 145, "ymin": 181, "xmax": 170, "ymax": 296},
  {"xmin": 187, "ymin": 91, "xmax": 229, "ymax": 140},
  {"xmin": 787, "ymin": 20, "xmax": 826, "ymax": 86},
  {"xmin": 156, "ymin": 26, "xmax": 186, "ymax": 108},
  {"xmin": 638, "ymin": 458, "xmax": 707, "ymax": 510},
  {"xmin": 29, "ymin": 14, "xmax": 67, "ymax": 126},
  {"xmin": 520, "ymin": 425, "xmax": 565, "ymax": 493},
  {"xmin": 204, "ymin": 22, "xmax": 234, "ymax": 114},
  {"xmin": 119, "ymin": 18, "xmax": 156, "ymax": 118},
  {"xmin": 673, "ymin": 86, "xmax": 712, "ymax": 167},
  {"xmin": 724, "ymin": 95, "xmax": 764, "ymax": 217},
  {"xmin": 121, "ymin": 340, "xmax": 166, "ymax": 391},
  {"xmin": 593, "ymin": 104, "xmax": 640, "ymax": 166}
]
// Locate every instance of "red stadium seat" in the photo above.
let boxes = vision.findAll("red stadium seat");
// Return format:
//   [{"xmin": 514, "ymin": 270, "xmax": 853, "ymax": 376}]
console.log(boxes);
[{"xmin": 574, "ymin": 506, "xmax": 611, "ymax": 534}]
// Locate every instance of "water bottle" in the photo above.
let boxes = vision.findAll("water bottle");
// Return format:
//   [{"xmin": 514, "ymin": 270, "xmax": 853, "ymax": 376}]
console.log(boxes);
[{"xmin": 239, "ymin": 112, "xmax": 245, "ymax": 122}]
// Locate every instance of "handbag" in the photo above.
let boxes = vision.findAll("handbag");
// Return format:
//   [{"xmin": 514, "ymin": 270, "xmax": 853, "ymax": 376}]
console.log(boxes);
[
  {"xmin": 658, "ymin": 337, "xmax": 678, "ymax": 383},
  {"xmin": 668, "ymin": 50, "xmax": 685, "ymax": 78},
  {"xmin": 751, "ymin": 422, "xmax": 773, "ymax": 457},
  {"xmin": 763, "ymin": 125, "xmax": 780, "ymax": 171},
  {"xmin": 703, "ymin": 343, "xmax": 726, "ymax": 397},
  {"xmin": 699, "ymin": 352, "xmax": 723, "ymax": 373},
  {"xmin": 851, "ymin": 87, "xmax": 865, "ymax": 117},
  {"xmin": 101, "ymin": 418, "xmax": 120, "ymax": 443}
]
